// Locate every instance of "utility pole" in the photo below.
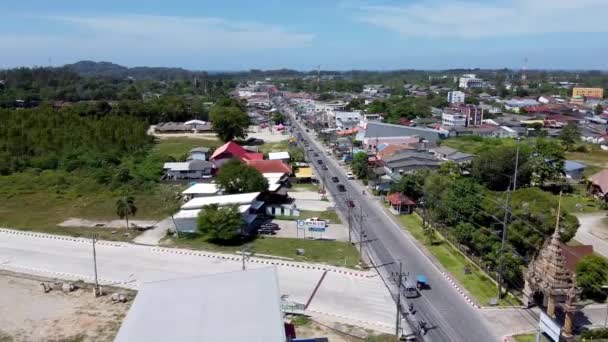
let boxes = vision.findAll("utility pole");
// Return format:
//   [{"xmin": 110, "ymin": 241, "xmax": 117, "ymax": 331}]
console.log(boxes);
[
  {"xmin": 497, "ymin": 179, "xmax": 512, "ymax": 299},
  {"xmin": 241, "ymin": 245, "xmax": 253, "ymax": 271},
  {"xmin": 92, "ymin": 235, "xmax": 100, "ymax": 296},
  {"xmin": 357, "ymin": 206, "xmax": 367, "ymax": 254},
  {"xmin": 347, "ymin": 199, "xmax": 353, "ymax": 243},
  {"xmin": 513, "ymin": 137, "xmax": 521, "ymax": 191},
  {"xmin": 395, "ymin": 261, "xmax": 403, "ymax": 336}
]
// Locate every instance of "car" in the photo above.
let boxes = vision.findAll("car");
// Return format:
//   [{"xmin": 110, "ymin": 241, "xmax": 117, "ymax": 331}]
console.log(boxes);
[
  {"xmin": 321, "ymin": 165, "xmax": 328, "ymax": 170},
  {"xmin": 313, "ymin": 152, "xmax": 319, "ymax": 157},
  {"xmin": 346, "ymin": 172, "xmax": 355, "ymax": 180},
  {"xmin": 260, "ymin": 223, "xmax": 280, "ymax": 230},
  {"xmin": 257, "ymin": 227, "xmax": 276, "ymax": 235},
  {"xmin": 331, "ymin": 176, "xmax": 339, "ymax": 183},
  {"xmin": 337, "ymin": 184, "xmax": 346, "ymax": 192},
  {"xmin": 346, "ymin": 200, "xmax": 355, "ymax": 208},
  {"xmin": 317, "ymin": 159, "xmax": 323, "ymax": 165}
]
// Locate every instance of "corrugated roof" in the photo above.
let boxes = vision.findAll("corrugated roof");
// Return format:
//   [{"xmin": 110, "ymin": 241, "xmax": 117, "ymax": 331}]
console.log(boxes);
[
  {"xmin": 245, "ymin": 160, "xmax": 292, "ymax": 174},
  {"xmin": 181, "ymin": 192, "xmax": 260, "ymax": 210},
  {"xmin": 182, "ymin": 183, "xmax": 219, "ymax": 195},
  {"xmin": 362, "ymin": 122, "xmax": 444, "ymax": 143},
  {"xmin": 115, "ymin": 268, "xmax": 285, "ymax": 342},
  {"xmin": 268, "ymin": 151, "xmax": 290, "ymax": 160}
]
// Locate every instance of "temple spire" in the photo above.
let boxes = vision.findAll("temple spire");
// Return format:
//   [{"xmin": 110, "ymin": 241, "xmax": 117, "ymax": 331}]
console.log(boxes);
[{"xmin": 552, "ymin": 191, "xmax": 562, "ymax": 241}]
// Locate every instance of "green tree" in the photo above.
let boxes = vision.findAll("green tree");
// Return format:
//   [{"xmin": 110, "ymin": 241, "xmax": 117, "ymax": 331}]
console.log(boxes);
[
  {"xmin": 559, "ymin": 123, "xmax": 580, "ymax": 151},
  {"xmin": 197, "ymin": 204, "xmax": 244, "ymax": 241},
  {"xmin": 576, "ymin": 255, "xmax": 608, "ymax": 300},
  {"xmin": 215, "ymin": 160, "xmax": 268, "ymax": 194},
  {"xmin": 116, "ymin": 196, "xmax": 137, "ymax": 229},
  {"xmin": 471, "ymin": 145, "xmax": 531, "ymax": 191},
  {"xmin": 595, "ymin": 104, "xmax": 604, "ymax": 116},
  {"xmin": 272, "ymin": 111, "xmax": 286, "ymax": 124},
  {"xmin": 351, "ymin": 151, "xmax": 369, "ymax": 179},
  {"xmin": 288, "ymin": 147, "xmax": 305, "ymax": 163},
  {"xmin": 390, "ymin": 170, "xmax": 427, "ymax": 200},
  {"xmin": 210, "ymin": 106, "xmax": 250, "ymax": 142}
]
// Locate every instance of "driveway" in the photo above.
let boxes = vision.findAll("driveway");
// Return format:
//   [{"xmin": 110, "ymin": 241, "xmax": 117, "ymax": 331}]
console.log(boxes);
[{"xmin": 574, "ymin": 212, "xmax": 608, "ymax": 258}]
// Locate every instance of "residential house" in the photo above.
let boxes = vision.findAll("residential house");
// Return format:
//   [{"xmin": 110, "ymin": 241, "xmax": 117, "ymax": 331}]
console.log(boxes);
[
  {"xmin": 382, "ymin": 150, "xmax": 442, "ymax": 175},
  {"xmin": 187, "ymin": 147, "xmax": 210, "ymax": 161},
  {"xmin": 155, "ymin": 122, "xmax": 191, "ymax": 133},
  {"xmin": 564, "ymin": 161, "xmax": 586, "ymax": 181},
  {"xmin": 334, "ymin": 111, "xmax": 362, "ymax": 130},
  {"xmin": 431, "ymin": 146, "xmax": 474, "ymax": 164},
  {"xmin": 268, "ymin": 151, "xmax": 291, "ymax": 164},
  {"xmin": 182, "ymin": 183, "xmax": 220, "ymax": 200},
  {"xmin": 115, "ymin": 268, "xmax": 288, "ymax": 342},
  {"xmin": 496, "ymin": 126, "xmax": 518, "ymax": 138},
  {"xmin": 210, "ymin": 141, "xmax": 264, "ymax": 167},
  {"xmin": 363, "ymin": 136, "xmax": 420, "ymax": 151},
  {"xmin": 588, "ymin": 170, "xmax": 608, "ymax": 201},
  {"xmin": 386, "ymin": 193, "xmax": 416, "ymax": 215},
  {"xmin": 163, "ymin": 160, "xmax": 214, "ymax": 180},
  {"xmin": 184, "ymin": 120, "xmax": 213, "ymax": 132}
]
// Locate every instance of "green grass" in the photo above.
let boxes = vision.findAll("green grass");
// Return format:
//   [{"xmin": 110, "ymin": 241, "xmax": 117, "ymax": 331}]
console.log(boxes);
[
  {"xmin": 567, "ymin": 150, "xmax": 608, "ymax": 168},
  {"xmin": 259, "ymin": 140, "xmax": 290, "ymax": 154},
  {"xmin": 152, "ymin": 137, "xmax": 220, "ymax": 159},
  {"xmin": 560, "ymin": 192, "xmax": 602, "ymax": 213},
  {"xmin": 441, "ymin": 136, "xmax": 519, "ymax": 154},
  {"xmin": 162, "ymin": 235, "xmax": 361, "ymax": 268},
  {"xmin": 512, "ymin": 333, "xmax": 537, "ymax": 342},
  {"xmin": 276, "ymin": 210, "xmax": 342, "ymax": 224},
  {"xmin": 291, "ymin": 183, "xmax": 319, "ymax": 192},
  {"xmin": 399, "ymin": 213, "xmax": 518, "ymax": 306}
]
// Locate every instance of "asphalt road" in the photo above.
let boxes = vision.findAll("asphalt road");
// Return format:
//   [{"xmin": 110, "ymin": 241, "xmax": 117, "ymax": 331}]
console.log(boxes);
[{"xmin": 279, "ymin": 99, "xmax": 500, "ymax": 342}]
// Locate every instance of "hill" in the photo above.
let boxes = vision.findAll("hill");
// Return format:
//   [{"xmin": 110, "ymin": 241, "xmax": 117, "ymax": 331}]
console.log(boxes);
[{"xmin": 64, "ymin": 60, "xmax": 209, "ymax": 80}]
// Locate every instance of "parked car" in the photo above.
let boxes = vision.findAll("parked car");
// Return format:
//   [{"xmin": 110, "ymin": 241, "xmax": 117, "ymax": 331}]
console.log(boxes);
[
  {"xmin": 337, "ymin": 184, "xmax": 346, "ymax": 192},
  {"xmin": 331, "ymin": 176, "xmax": 339, "ymax": 183},
  {"xmin": 346, "ymin": 172, "xmax": 355, "ymax": 180},
  {"xmin": 347, "ymin": 200, "xmax": 355, "ymax": 208},
  {"xmin": 313, "ymin": 152, "xmax": 319, "ymax": 157},
  {"xmin": 260, "ymin": 223, "xmax": 280, "ymax": 231},
  {"xmin": 258, "ymin": 227, "xmax": 276, "ymax": 235},
  {"xmin": 317, "ymin": 160, "xmax": 323, "ymax": 165},
  {"xmin": 321, "ymin": 165, "xmax": 328, "ymax": 170}
]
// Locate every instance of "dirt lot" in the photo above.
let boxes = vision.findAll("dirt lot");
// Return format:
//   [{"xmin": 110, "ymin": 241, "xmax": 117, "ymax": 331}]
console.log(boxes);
[
  {"xmin": 294, "ymin": 317, "xmax": 398, "ymax": 342},
  {"xmin": 0, "ymin": 272, "xmax": 132, "ymax": 342}
]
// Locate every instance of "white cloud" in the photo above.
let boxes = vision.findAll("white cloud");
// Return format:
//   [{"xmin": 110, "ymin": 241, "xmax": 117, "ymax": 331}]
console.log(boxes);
[
  {"xmin": 353, "ymin": 0, "xmax": 608, "ymax": 38},
  {"xmin": 0, "ymin": 14, "xmax": 314, "ymax": 67}
]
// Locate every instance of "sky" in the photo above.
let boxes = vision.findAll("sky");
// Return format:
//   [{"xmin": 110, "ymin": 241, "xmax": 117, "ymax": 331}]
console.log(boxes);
[{"xmin": 2, "ymin": 0, "xmax": 608, "ymax": 71}]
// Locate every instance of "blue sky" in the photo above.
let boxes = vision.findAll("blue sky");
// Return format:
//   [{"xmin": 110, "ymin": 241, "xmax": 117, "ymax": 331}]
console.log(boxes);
[{"xmin": 3, "ymin": 0, "xmax": 608, "ymax": 70}]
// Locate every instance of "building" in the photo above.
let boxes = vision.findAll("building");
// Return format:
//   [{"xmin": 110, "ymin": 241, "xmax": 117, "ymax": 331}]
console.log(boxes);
[
  {"xmin": 182, "ymin": 183, "xmax": 220, "ymax": 199},
  {"xmin": 183, "ymin": 120, "xmax": 213, "ymax": 132},
  {"xmin": 210, "ymin": 141, "xmax": 264, "ymax": 166},
  {"xmin": 431, "ymin": 146, "xmax": 474, "ymax": 164},
  {"xmin": 386, "ymin": 193, "xmax": 416, "ymax": 215},
  {"xmin": 588, "ymin": 169, "xmax": 608, "ymax": 201},
  {"xmin": 382, "ymin": 150, "xmax": 442, "ymax": 175},
  {"xmin": 357, "ymin": 122, "xmax": 446, "ymax": 144},
  {"xmin": 268, "ymin": 151, "xmax": 291, "ymax": 164},
  {"xmin": 451, "ymin": 104, "xmax": 484, "ymax": 126},
  {"xmin": 572, "ymin": 87, "xmax": 604, "ymax": 99},
  {"xmin": 187, "ymin": 147, "xmax": 210, "ymax": 161},
  {"xmin": 334, "ymin": 111, "xmax": 362, "ymax": 130},
  {"xmin": 447, "ymin": 91, "xmax": 466, "ymax": 104},
  {"xmin": 163, "ymin": 160, "xmax": 214, "ymax": 180},
  {"xmin": 441, "ymin": 112, "xmax": 468, "ymax": 127},
  {"xmin": 564, "ymin": 161, "xmax": 586, "ymax": 181},
  {"xmin": 115, "ymin": 268, "xmax": 287, "ymax": 342},
  {"xmin": 458, "ymin": 74, "xmax": 485, "ymax": 89}
]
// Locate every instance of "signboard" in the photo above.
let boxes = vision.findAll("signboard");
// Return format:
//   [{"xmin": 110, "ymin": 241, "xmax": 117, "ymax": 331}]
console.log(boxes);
[
  {"xmin": 297, "ymin": 219, "xmax": 327, "ymax": 229},
  {"xmin": 308, "ymin": 227, "xmax": 326, "ymax": 233},
  {"xmin": 538, "ymin": 311, "xmax": 561, "ymax": 342}
]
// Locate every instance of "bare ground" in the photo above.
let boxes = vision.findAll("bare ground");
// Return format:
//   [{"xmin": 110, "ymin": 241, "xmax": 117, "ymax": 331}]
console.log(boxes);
[
  {"xmin": 59, "ymin": 218, "xmax": 158, "ymax": 229},
  {"xmin": 0, "ymin": 272, "xmax": 132, "ymax": 342}
]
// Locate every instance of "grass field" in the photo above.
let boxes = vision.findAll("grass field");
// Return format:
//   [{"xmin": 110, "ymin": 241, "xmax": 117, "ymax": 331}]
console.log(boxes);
[
  {"xmin": 566, "ymin": 150, "xmax": 608, "ymax": 169},
  {"xmin": 291, "ymin": 183, "xmax": 319, "ymax": 192},
  {"xmin": 399, "ymin": 213, "xmax": 517, "ymax": 306},
  {"xmin": 162, "ymin": 235, "xmax": 361, "ymax": 268},
  {"xmin": 441, "ymin": 136, "xmax": 519, "ymax": 154},
  {"xmin": 151, "ymin": 137, "xmax": 220, "ymax": 159},
  {"xmin": 259, "ymin": 140, "xmax": 290, "ymax": 154}
]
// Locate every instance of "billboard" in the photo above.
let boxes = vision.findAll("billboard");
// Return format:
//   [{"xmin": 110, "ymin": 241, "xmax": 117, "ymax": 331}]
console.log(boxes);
[{"xmin": 297, "ymin": 220, "xmax": 327, "ymax": 229}]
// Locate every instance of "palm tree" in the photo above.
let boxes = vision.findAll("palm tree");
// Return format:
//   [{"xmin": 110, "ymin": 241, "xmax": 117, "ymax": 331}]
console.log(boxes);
[{"xmin": 116, "ymin": 196, "xmax": 137, "ymax": 229}]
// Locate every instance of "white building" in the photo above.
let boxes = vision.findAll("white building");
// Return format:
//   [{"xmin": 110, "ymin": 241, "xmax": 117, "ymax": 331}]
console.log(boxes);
[
  {"xmin": 447, "ymin": 91, "xmax": 466, "ymax": 104},
  {"xmin": 182, "ymin": 183, "xmax": 220, "ymax": 199},
  {"xmin": 459, "ymin": 74, "xmax": 485, "ymax": 89},
  {"xmin": 334, "ymin": 111, "xmax": 362, "ymax": 130},
  {"xmin": 268, "ymin": 151, "xmax": 291, "ymax": 164},
  {"xmin": 359, "ymin": 113, "xmax": 383, "ymax": 129},
  {"xmin": 441, "ymin": 112, "xmax": 468, "ymax": 127}
]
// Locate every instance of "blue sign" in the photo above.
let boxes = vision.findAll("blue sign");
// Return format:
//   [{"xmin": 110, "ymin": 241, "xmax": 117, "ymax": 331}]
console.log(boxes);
[{"xmin": 308, "ymin": 227, "xmax": 326, "ymax": 233}]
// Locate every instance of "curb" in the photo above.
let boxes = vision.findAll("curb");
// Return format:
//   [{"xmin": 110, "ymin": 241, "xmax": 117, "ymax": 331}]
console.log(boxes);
[
  {"xmin": 441, "ymin": 271, "xmax": 481, "ymax": 309},
  {"xmin": 0, "ymin": 264, "xmax": 137, "ymax": 288},
  {"xmin": 150, "ymin": 247, "xmax": 373, "ymax": 278},
  {"xmin": 0, "ymin": 228, "xmax": 127, "ymax": 247}
]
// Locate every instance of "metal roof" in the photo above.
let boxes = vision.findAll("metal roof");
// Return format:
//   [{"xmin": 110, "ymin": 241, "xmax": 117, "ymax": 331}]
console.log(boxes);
[
  {"xmin": 115, "ymin": 268, "xmax": 286, "ymax": 342},
  {"xmin": 361, "ymin": 122, "xmax": 445, "ymax": 143},
  {"xmin": 181, "ymin": 192, "xmax": 260, "ymax": 210},
  {"xmin": 182, "ymin": 183, "xmax": 219, "ymax": 195},
  {"xmin": 268, "ymin": 151, "xmax": 291, "ymax": 160}
]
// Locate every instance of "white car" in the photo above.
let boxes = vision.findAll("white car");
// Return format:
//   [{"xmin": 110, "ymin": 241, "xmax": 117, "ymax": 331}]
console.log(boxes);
[{"xmin": 346, "ymin": 172, "xmax": 355, "ymax": 180}]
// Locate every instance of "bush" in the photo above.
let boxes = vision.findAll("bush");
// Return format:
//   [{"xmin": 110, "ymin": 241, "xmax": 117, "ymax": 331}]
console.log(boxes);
[{"xmin": 581, "ymin": 328, "xmax": 608, "ymax": 339}]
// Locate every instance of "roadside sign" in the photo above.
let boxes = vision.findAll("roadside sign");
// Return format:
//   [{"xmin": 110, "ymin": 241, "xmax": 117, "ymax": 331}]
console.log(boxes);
[
  {"xmin": 308, "ymin": 227, "xmax": 326, "ymax": 233},
  {"xmin": 296, "ymin": 220, "xmax": 306, "ymax": 229}
]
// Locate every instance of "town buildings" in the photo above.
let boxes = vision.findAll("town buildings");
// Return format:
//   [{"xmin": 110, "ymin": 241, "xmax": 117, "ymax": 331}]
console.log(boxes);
[
  {"xmin": 458, "ymin": 74, "xmax": 485, "ymax": 89},
  {"xmin": 572, "ymin": 87, "xmax": 604, "ymax": 99},
  {"xmin": 447, "ymin": 90, "xmax": 466, "ymax": 104}
]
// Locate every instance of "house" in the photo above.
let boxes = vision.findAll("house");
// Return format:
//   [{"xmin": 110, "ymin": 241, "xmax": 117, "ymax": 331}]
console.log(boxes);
[
  {"xmin": 496, "ymin": 126, "xmax": 518, "ymax": 138},
  {"xmin": 564, "ymin": 161, "xmax": 586, "ymax": 181},
  {"xmin": 442, "ymin": 111, "xmax": 468, "ymax": 127},
  {"xmin": 386, "ymin": 193, "xmax": 416, "ymax": 215},
  {"xmin": 245, "ymin": 160, "xmax": 292, "ymax": 175},
  {"xmin": 176, "ymin": 192, "xmax": 264, "ymax": 233},
  {"xmin": 357, "ymin": 122, "xmax": 446, "ymax": 144},
  {"xmin": 115, "ymin": 268, "xmax": 287, "ymax": 342},
  {"xmin": 210, "ymin": 141, "xmax": 264, "ymax": 166},
  {"xmin": 182, "ymin": 183, "xmax": 220, "ymax": 199},
  {"xmin": 183, "ymin": 119, "xmax": 213, "ymax": 132},
  {"xmin": 334, "ymin": 111, "xmax": 362, "ymax": 130},
  {"xmin": 431, "ymin": 146, "xmax": 474, "ymax": 164},
  {"xmin": 187, "ymin": 147, "xmax": 210, "ymax": 161},
  {"xmin": 268, "ymin": 151, "xmax": 291, "ymax": 164},
  {"xmin": 383, "ymin": 151, "xmax": 442, "ymax": 175},
  {"xmin": 588, "ymin": 170, "xmax": 608, "ymax": 201},
  {"xmin": 363, "ymin": 136, "xmax": 420, "ymax": 151},
  {"xmin": 163, "ymin": 160, "xmax": 214, "ymax": 180}
]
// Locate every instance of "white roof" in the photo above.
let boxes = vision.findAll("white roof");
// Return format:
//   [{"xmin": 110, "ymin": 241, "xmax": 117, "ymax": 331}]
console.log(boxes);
[
  {"xmin": 182, "ymin": 183, "xmax": 219, "ymax": 195},
  {"xmin": 163, "ymin": 162, "xmax": 190, "ymax": 171},
  {"xmin": 174, "ymin": 204, "xmax": 252, "ymax": 219},
  {"xmin": 181, "ymin": 192, "xmax": 260, "ymax": 210},
  {"xmin": 268, "ymin": 151, "xmax": 290, "ymax": 160},
  {"xmin": 114, "ymin": 268, "xmax": 285, "ymax": 342},
  {"xmin": 184, "ymin": 119, "xmax": 207, "ymax": 125}
]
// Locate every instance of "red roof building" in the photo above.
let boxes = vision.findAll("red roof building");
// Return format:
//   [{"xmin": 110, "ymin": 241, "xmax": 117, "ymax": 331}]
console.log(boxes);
[
  {"xmin": 560, "ymin": 243, "xmax": 594, "ymax": 272},
  {"xmin": 386, "ymin": 193, "xmax": 416, "ymax": 215},
  {"xmin": 210, "ymin": 141, "xmax": 264, "ymax": 165},
  {"xmin": 244, "ymin": 160, "xmax": 292, "ymax": 175}
]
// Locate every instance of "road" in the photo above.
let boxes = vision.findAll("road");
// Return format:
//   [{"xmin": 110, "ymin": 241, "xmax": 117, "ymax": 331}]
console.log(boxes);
[
  {"xmin": 574, "ymin": 212, "xmax": 608, "ymax": 258},
  {"xmin": 0, "ymin": 228, "xmax": 397, "ymax": 334},
  {"xmin": 279, "ymin": 99, "xmax": 500, "ymax": 341}
]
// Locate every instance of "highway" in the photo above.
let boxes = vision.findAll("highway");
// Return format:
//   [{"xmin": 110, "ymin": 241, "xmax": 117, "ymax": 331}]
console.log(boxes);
[{"xmin": 278, "ymin": 98, "xmax": 500, "ymax": 342}]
